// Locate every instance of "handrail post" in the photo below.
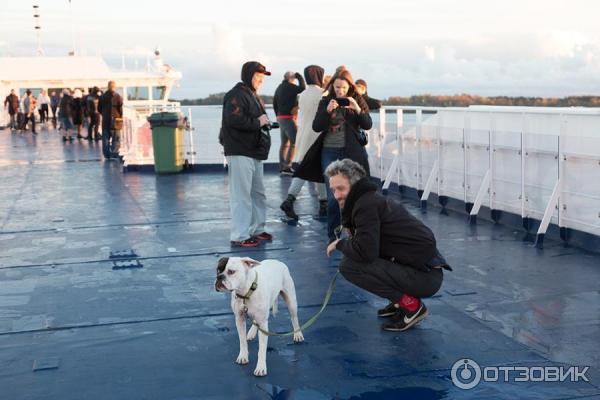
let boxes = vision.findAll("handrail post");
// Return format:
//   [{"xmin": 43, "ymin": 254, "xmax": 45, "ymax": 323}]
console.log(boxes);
[{"xmin": 416, "ymin": 109, "xmax": 422, "ymax": 193}]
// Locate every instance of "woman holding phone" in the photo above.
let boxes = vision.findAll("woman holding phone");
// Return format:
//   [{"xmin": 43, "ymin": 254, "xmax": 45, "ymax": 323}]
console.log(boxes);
[{"xmin": 295, "ymin": 68, "xmax": 372, "ymax": 242}]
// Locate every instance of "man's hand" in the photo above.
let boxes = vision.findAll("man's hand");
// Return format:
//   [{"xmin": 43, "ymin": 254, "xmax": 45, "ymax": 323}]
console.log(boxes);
[
  {"xmin": 326, "ymin": 239, "xmax": 340, "ymax": 257},
  {"xmin": 258, "ymin": 114, "xmax": 269, "ymax": 127}
]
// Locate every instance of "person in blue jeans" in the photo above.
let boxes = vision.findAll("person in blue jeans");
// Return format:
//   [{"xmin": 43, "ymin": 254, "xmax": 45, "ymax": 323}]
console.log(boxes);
[
  {"xmin": 273, "ymin": 71, "xmax": 306, "ymax": 175},
  {"xmin": 295, "ymin": 68, "xmax": 372, "ymax": 241}
]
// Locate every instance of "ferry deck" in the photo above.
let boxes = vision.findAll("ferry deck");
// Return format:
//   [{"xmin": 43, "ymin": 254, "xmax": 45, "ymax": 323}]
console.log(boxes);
[{"xmin": 1, "ymin": 125, "xmax": 599, "ymax": 400}]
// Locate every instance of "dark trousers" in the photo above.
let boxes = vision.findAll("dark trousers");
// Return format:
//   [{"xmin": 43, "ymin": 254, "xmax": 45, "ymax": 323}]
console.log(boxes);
[
  {"xmin": 321, "ymin": 147, "xmax": 345, "ymax": 240},
  {"xmin": 39, "ymin": 104, "xmax": 49, "ymax": 123},
  {"xmin": 9, "ymin": 113, "xmax": 17, "ymax": 129},
  {"xmin": 102, "ymin": 121, "xmax": 120, "ymax": 158},
  {"xmin": 339, "ymin": 256, "xmax": 443, "ymax": 302},
  {"xmin": 88, "ymin": 113, "xmax": 100, "ymax": 139},
  {"xmin": 22, "ymin": 113, "xmax": 36, "ymax": 132},
  {"xmin": 51, "ymin": 105, "xmax": 58, "ymax": 122}
]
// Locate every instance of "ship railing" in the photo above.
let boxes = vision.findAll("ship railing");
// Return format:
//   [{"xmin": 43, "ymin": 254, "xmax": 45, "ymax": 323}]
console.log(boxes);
[
  {"xmin": 371, "ymin": 105, "xmax": 600, "ymax": 241},
  {"xmin": 119, "ymin": 101, "xmax": 182, "ymax": 166}
]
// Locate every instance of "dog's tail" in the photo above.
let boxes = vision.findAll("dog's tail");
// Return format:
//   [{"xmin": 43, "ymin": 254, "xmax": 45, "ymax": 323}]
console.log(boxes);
[{"xmin": 271, "ymin": 296, "xmax": 279, "ymax": 315}]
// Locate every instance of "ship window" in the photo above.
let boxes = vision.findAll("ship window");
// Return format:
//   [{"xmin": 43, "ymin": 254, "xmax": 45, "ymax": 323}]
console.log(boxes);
[
  {"xmin": 152, "ymin": 86, "xmax": 166, "ymax": 100},
  {"xmin": 19, "ymin": 88, "xmax": 42, "ymax": 97},
  {"xmin": 127, "ymin": 86, "xmax": 149, "ymax": 101}
]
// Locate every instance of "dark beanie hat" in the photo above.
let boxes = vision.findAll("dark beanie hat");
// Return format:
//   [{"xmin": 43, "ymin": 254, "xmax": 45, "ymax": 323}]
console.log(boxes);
[
  {"xmin": 304, "ymin": 65, "xmax": 325, "ymax": 87},
  {"xmin": 241, "ymin": 61, "xmax": 271, "ymax": 91},
  {"xmin": 355, "ymin": 79, "xmax": 367, "ymax": 88}
]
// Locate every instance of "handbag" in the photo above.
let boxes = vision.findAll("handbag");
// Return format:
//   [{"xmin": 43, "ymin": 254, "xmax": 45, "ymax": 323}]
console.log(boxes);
[
  {"xmin": 250, "ymin": 94, "xmax": 271, "ymax": 158},
  {"xmin": 257, "ymin": 127, "xmax": 271, "ymax": 155},
  {"xmin": 357, "ymin": 129, "xmax": 368, "ymax": 146},
  {"xmin": 112, "ymin": 117, "xmax": 124, "ymax": 131}
]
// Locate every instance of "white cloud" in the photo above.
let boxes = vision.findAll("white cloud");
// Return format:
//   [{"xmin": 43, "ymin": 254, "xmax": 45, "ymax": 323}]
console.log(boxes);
[
  {"xmin": 211, "ymin": 24, "xmax": 247, "ymax": 72},
  {"xmin": 4, "ymin": 0, "xmax": 600, "ymax": 98}
]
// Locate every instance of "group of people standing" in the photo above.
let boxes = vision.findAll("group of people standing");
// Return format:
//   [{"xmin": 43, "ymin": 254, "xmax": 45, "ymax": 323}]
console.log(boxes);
[
  {"xmin": 219, "ymin": 61, "xmax": 450, "ymax": 332},
  {"xmin": 3, "ymin": 80, "xmax": 123, "ymax": 160},
  {"xmin": 220, "ymin": 62, "xmax": 382, "ymax": 247},
  {"xmin": 275, "ymin": 65, "xmax": 383, "ymax": 242}
]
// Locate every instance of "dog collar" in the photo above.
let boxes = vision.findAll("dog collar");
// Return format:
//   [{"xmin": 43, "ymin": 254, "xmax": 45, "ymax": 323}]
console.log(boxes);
[{"xmin": 236, "ymin": 272, "xmax": 258, "ymax": 301}]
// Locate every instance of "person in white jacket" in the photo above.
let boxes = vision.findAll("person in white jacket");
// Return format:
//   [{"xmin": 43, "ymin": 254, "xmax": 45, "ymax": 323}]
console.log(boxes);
[
  {"xmin": 280, "ymin": 65, "xmax": 328, "ymax": 220},
  {"xmin": 37, "ymin": 89, "xmax": 51, "ymax": 124}
]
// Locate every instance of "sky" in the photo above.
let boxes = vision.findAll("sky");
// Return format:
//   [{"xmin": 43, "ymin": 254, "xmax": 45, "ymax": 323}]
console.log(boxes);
[{"xmin": 2, "ymin": 0, "xmax": 600, "ymax": 99}]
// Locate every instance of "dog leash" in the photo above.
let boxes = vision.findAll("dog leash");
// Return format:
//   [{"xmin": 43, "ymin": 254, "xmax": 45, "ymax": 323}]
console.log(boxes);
[{"xmin": 251, "ymin": 270, "xmax": 340, "ymax": 337}]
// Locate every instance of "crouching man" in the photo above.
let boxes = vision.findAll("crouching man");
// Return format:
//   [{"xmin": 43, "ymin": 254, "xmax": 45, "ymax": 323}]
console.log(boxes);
[{"xmin": 325, "ymin": 159, "xmax": 451, "ymax": 331}]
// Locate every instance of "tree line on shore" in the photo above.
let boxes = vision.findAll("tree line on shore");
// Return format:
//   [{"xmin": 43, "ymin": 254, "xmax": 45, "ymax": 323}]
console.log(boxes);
[{"xmin": 176, "ymin": 93, "xmax": 600, "ymax": 107}]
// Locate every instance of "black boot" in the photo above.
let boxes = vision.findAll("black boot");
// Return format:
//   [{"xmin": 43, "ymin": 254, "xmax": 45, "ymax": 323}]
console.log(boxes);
[
  {"xmin": 280, "ymin": 194, "xmax": 298, "ymax": 220},
  {"xmin": 318, "ymin": 200, "xmax": 328, "ymax": 218}
]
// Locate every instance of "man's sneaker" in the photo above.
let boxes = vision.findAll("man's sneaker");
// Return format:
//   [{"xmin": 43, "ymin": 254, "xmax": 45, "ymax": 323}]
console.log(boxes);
[
  {"xmin": 253, "ymin": 232, "xmax": 273, "ymax": 241},
  {"xmin": 382, "ymin": 303, "xmax": 428, "ymax": 332},
  {"xmin": 280, "ymin": 168, "xmax": 294, "ymax": 176},
  {"xmin": 280, "ymin": 196, "xmax": 298, "ymax": 220},
  {"xmin": 377, "ymin": 302, "xmax": 400, "ymax": 318},
  {"xmin": 230, "ymin": 238, "xmax": 260, "ymax": 248}
]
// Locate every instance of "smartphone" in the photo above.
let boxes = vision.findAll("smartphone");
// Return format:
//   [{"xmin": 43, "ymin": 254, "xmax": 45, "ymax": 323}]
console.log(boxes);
[{"xmin": 336, "ymin": 97, "xmax": 350, "ymax": 107}]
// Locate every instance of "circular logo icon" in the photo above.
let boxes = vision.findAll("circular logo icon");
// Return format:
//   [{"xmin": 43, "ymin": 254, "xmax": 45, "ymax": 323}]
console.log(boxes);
[{"xmin": 451, "ymin": 358, "xmax": 482, "ymax": 390}]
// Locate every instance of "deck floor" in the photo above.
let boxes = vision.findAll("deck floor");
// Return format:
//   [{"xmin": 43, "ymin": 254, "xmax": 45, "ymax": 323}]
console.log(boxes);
[{"xmin": 1, "ymin": 126, "xmax": 599, "ymax": 400}]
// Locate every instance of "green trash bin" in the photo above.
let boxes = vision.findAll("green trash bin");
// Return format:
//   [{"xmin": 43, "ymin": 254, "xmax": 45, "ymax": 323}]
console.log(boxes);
[{"xmin": 147, "ymin": 112, "xmax": 185, "ymax": 173}]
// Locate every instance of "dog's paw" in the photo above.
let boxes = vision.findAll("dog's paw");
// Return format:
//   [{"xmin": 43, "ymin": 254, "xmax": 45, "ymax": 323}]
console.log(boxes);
[
  {"xmin": 236, "ymin": 352, "xmax": 249, "ymax": 365},
  {"xmin": 253, "ymin": 363, "xmax": 267, "ymax": 377},
  {"xmin": 293, "ymin": 331, "xmax": 304, "ymax": 343},
  {"xmin": 247, "ymin": 325, "xmax": 257, "ymax": 341}
]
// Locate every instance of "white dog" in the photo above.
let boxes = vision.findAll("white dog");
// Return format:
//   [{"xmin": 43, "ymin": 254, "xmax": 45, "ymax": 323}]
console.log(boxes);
[{"xmin": 215, "ymin": 257, "xmax": 304, "ymax": 376}]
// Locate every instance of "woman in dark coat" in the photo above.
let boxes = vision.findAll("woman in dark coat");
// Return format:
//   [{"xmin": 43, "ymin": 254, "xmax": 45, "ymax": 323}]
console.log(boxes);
[
  {"xmin": 294, "ymin": 69, "xmax": 372, "ymax": 241},
  {"xmin": 70, "ymin": 89, "xmax": 85, "ymax": 139}
]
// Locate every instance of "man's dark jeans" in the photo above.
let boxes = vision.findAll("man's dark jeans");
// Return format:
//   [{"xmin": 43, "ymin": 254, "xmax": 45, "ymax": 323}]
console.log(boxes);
[
  {"xmin": 102, "ymin": 122, "xmax": 120, "ymax": 159},
  {"xmin": 339, "ymin": 256, "xmax": 443, "ymax": 302},
  {"xmin": 89, "ymin": 113, "xmax": 101, "ymax": 139}
]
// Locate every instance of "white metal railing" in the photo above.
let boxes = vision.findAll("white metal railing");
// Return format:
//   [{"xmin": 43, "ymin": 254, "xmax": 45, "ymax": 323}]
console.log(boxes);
[
  {"xmin": 375, "ymin": 106, "xmax": 600, "ymax": 241},
  {"xmin": 118, "ymin": 103, "xmax": 600, "ymax": 241},
  {"xmin": 127, "ymin": 101, "xmax": 181, "ymax": 116},
  {"xmin": 0, "ymin": 108, "xmax": 9, "ymax": 128},
  {"xmin": 119, "ymin": 102, "xmax": 182, "ymax": 166}
]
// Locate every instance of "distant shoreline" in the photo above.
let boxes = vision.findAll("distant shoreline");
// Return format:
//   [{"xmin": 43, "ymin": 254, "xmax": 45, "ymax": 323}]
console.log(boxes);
[{"xmin": 175, "ymin": 93, "xmax": 600, "ymax": 108}]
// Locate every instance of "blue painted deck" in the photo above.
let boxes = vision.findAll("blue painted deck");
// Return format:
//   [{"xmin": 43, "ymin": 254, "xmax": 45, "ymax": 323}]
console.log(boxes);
[{"xmin": 1, "ymin": 127, "xmax": 599, "ymax": 400}]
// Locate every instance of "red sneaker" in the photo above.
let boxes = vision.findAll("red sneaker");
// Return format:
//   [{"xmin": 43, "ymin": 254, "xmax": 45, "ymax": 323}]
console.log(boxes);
[
  {"xmin": 253, "ymin": 232, "xmax": 273, "ymax": 241},
  {"xmin": 230, "ymin": 238, "xmax": 260, "ymax": 248}
]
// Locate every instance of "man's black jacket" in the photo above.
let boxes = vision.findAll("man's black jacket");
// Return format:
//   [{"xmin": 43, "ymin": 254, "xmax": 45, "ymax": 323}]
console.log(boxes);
[
  {"xmin": 4, "ymin": 94, "xmax": 19, "ymax": 114},
  {"xmin": 98, "ymin": 90, "xmax": 123, "ymax": 121},
  {"xmin": 336, "ymin": 178, "xmax": 437, "ymax": 268},
  {"xmin": 220, "ymin": 82, "xmax": 269, "ymax": 160},
  {"xmin": 273, "ymin": 75, "xmax": 306, "ymax": 116}
]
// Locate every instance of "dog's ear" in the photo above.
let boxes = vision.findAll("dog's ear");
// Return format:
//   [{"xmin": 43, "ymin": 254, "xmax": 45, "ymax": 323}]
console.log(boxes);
[
  {"xmin": 240, "ymin": 257, "xmax": 260, "ymax": 268},
  {"xmin": 217, "ymin": 257, "xmax": 229, "ymax": 274}
]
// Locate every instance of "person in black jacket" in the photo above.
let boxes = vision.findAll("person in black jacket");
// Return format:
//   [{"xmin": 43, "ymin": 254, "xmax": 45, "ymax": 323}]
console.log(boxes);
[
  {"xmin": 355, "ymin": 79, "xmax": 382, "ymax": 111},
  {"xmin": 3, "ymin": 89, "xmax": 20, "ymax": 130},
  {"xmin": 294, "ymin": 69, "xmax": 372, "ymax": 242},
  {"xmin": 325, "ymin": 158, "xmax": 451, "ymax": 332},
  {"xmin": 86, "ymin": 87, "xmax": 102, "ymax": 141},
  {"xmin": 71, "ymin": 89, "xmax": 85, "ymax": 139},
  {"xmin": 273, "ymin": 71, "xmax": 306, "ymax": 175},
  {"xmin": 220, "ymin": 61, "xmax": 274, "ymax": 248},
  {"xmin": 58, "ymin": 89, "xmax": 74, "ymax": 141},
  {"xmin": 98, "ymin": 81, "xmax": 123, "ymax": 159}
]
